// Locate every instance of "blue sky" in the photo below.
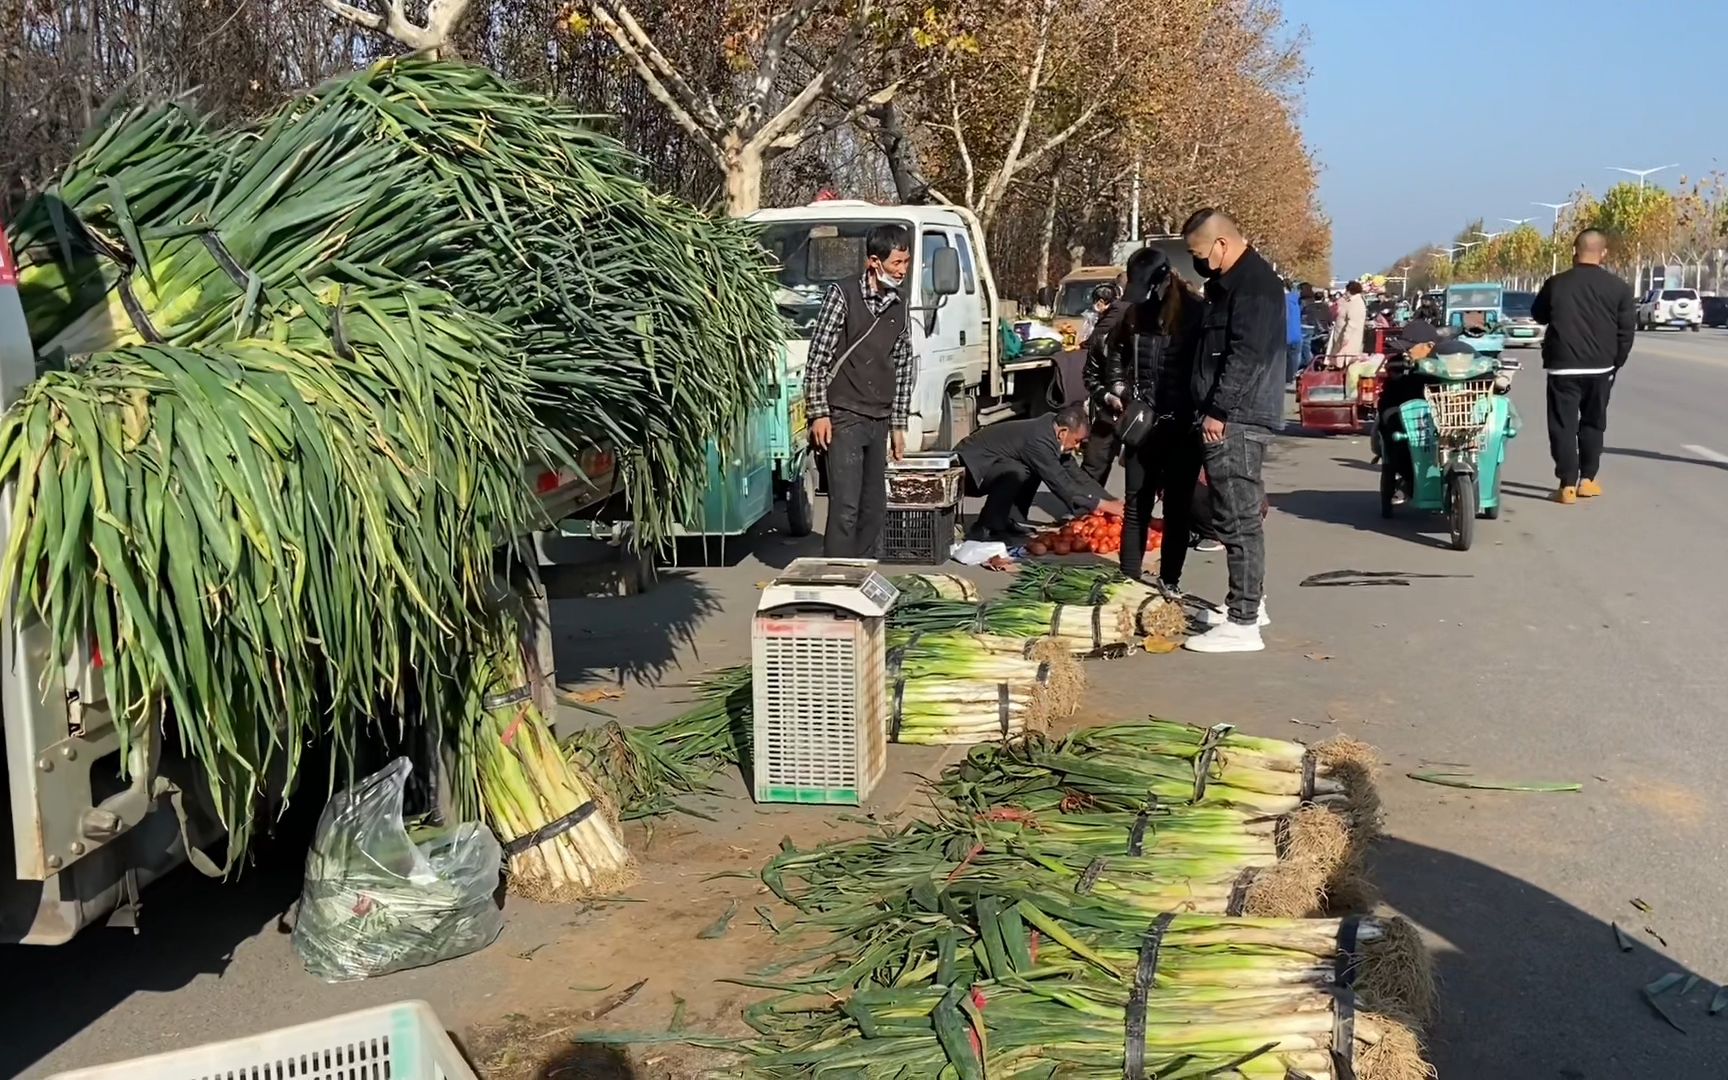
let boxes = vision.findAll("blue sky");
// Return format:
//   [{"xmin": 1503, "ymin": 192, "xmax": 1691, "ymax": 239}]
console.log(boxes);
[{"xmin": 1297, "ymin": 0, "xmax": 1728, "ymax": 278}]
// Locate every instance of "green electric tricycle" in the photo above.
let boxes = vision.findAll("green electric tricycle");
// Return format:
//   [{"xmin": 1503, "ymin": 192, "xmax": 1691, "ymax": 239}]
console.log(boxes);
[{"xmin": 1381, "ymin": 349, "xmax": 1520, "ymax": 551}]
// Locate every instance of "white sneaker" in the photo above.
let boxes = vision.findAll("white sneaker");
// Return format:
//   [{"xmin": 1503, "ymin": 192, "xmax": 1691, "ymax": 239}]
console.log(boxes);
[
  {"xmin": 1184, "ymin": 620, "xmax": 1265, "ymax": 653},
  {"xmin": 1201, "ymin": 600, "xmax": 1270, "ymax": 628}
]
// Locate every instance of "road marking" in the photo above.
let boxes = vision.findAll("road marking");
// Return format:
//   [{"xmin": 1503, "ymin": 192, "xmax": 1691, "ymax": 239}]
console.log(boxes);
[{"xmin": 1681, "ymin": 444, "xmax": 1728, "ymax": 464}]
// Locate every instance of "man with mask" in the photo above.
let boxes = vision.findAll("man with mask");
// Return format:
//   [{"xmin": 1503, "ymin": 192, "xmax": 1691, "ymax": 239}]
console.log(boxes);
[
  {"xmin": 804, "ymin": 224, "xmax": 916, "ymax": 557},
  {"xmin": 955, "ymin": 403, "xmax": 1125, "ymax": 542},
  {"xmin": 1180, "ymin": 208, "xmax": 1286, "ymax": 654}
]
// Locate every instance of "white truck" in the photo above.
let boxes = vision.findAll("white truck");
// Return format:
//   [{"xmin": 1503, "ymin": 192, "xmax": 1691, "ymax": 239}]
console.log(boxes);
[{"xmin": 750, "ymin": 201, "xmax": 1056, "ymax": 451}]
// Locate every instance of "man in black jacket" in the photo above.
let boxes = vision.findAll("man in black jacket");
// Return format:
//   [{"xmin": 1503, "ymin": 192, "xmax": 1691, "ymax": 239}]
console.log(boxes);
[
  {"xmin": 956, "ymin": 404, "xmax": 1125, "ymax": 542},
  {"xmin": 1531, "ymin": 229, "xmax": 1635, "ymax": 503},
  {"xmin": 1181, "ymin": 208, "xmax": 1287, "ymax": 654},
  {"xmin": 1079, "ymin": 279, "xmax": 1128, "ymax": 484}
]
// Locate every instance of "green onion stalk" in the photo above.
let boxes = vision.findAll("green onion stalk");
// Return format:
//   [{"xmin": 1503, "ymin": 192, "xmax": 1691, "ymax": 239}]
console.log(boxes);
[
  {"xmin": 884, "ymin": 631, "xmax": 1081, "ymax": 745},
  {"xmin": 460, "ymin": 612, "xmax": 633, "ymax": 900},
  {"xmin": 566, "ymin": 667, "xmax": 751, "ymax": 820}
]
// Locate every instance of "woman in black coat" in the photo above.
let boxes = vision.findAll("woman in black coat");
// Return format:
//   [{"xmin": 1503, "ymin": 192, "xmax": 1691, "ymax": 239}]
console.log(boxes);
[{"xmin": 1105, "ymin": 248, "xmax": 1205, "ymax": 586}]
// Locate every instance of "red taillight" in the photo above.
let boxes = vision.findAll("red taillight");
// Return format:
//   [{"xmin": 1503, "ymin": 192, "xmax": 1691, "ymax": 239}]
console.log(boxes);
[{"xmin": 535, "ymin": 470, "xmax": 560, "ymax": 494}]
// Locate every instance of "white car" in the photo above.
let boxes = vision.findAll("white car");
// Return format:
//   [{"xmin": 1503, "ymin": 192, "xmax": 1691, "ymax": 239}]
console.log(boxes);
[{"xmin": 1639, "ymin": 287, "xmax": 1702, "ymax": 331}]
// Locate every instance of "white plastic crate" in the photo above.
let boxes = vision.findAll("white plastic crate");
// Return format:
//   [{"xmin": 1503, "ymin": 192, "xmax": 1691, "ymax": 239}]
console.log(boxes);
[
  {"xmin": 752, "ymin": 559, "xmax": 896, "ymax": 804},
  {"xmin": 47, "ymin": 1000, "xmax": 477, "ymax": 1080}
]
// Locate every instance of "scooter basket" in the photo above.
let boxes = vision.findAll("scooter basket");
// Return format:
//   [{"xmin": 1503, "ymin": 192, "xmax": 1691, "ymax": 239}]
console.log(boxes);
[{"xmin": 1422, "ymin": 381, "xmax": 1496, "ymax": 442}]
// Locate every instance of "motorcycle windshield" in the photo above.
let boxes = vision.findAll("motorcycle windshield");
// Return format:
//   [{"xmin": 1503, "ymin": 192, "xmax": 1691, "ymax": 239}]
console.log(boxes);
[{"xmin": 1416, "ymin": 353, "xmax": 1495, "ymax": 380}]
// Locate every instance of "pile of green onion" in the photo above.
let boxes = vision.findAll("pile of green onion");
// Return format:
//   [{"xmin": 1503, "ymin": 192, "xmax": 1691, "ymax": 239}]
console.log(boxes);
[
  {"xmin": 889, "ymin": 597, "xmax": 1139, "ymax": 656},
  {"xmin": 0, "ymin": 61, "xmax": 783, "ymax": 882}
]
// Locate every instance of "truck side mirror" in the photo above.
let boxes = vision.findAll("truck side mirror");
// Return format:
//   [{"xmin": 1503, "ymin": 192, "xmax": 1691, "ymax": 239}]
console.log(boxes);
[{"xmin": 931, "ymin": 247, "xmax": 961, "ymax": 297}]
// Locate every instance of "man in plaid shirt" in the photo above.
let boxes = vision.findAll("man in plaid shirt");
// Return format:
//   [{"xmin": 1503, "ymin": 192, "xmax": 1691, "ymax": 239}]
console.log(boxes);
[{"xmin": 804, "ymin": 224, "xmax": 916, "ymax": 557}]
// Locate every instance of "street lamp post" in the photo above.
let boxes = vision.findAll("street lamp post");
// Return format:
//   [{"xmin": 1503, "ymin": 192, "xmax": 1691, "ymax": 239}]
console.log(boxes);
[
  {"xmin": 1534, "ymin": 200, "xmax": 1572, "ymax": 277},
  {"xmin": 1607, "ymin": 164, "xmax": 1679, "ymax": 292}
]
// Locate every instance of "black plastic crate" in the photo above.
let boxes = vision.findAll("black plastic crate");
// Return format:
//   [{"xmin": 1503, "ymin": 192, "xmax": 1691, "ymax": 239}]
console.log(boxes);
[{"xmin": 881, "ymin": 504, "xmax": 961, "ymax": 564}]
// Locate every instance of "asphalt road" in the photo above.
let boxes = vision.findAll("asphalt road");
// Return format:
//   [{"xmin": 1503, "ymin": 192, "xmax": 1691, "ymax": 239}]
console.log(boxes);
[{"xmin": 9, "ymin": 327, "xmax": 1728, "ymax": 1079}]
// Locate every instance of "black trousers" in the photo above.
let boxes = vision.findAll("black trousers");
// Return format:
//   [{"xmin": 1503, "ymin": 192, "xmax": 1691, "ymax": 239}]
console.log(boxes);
[
  {"xmin": 966, "ymin": 467, "xmax": 1040, "ymax": 541},
  {"xmin": 823, "ymin": 411, "xmax": 890, "ymax": 558},
  {"xmin": 1081, "ymin": 416, "xmax": 1120, "ymax": 487},
  {"xmin": 1202, "ymin": 424, "xmax": 1272, "ymax": 625},
  {"xmin": 1545, "ymin": 372, "xmax": 1613, "ymax": 487},
  {"xmin": 1120, "ymin": 424, "xmax": 1203, "ymax": 586}
]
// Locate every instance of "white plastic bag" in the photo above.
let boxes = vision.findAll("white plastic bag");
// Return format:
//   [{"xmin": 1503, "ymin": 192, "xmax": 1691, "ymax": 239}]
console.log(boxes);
[{"xmin": 292, "ymin": 758, "xmax": 503, "ymax": 981}]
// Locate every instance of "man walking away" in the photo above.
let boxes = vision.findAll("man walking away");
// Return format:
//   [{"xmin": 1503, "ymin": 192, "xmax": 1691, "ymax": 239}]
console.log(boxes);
[
  {"xmin": 1284, "ymin": 281, "xmax": 1307, "ymax": 388},
  {"xmin": 804, "ymin": 224, "xmax": 916, "ymax": 557},
  {"xmin": 956, "ymin": 404, "xmax": 1125, "ymax": 542},
  {"xmin": 1531, "ymin": 229, "xmax": 1635, "ymax": 503},
  {"xmin": 1181, "ymin": 208, "xmax": 1287, "ymax": 654}
]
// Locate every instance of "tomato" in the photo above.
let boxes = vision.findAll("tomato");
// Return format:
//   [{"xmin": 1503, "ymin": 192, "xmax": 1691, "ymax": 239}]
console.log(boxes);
[
  {"xmin": 1051, "ymin": 540, "xmax": 1071, "ymax": 555},
  {"xmin": 1027, "ymin": 542, "xmax": 1048, "ymax": 556}
]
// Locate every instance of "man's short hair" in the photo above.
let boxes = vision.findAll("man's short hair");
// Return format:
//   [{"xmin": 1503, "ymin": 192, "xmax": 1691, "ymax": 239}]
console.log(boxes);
[
  {"xmin": 1091, "ymin": 282, "xmax": 1119, "ymax": 305},
  {"xmin": 1346, "ymin": 280, "xmax": 1364, "ymax": 295},
  {"xmin": 1180, "ymin": 208, "xmax": 1221, "ymax": 238},
  {"xmin": 1574, "ymin": 228, "xmax": 1608, "ymax": 256},
  {"xmin": 866, "ymin": 224, "xmax": 911, "ymax": 262},
  {"xmin": 1053, "ymin": 402, "xmax": 1090, "ymax": 432}
]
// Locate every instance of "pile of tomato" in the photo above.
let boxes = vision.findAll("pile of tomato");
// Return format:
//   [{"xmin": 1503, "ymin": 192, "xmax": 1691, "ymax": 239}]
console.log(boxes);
[{"xmin": 1025, "ymin": 513, "xmax": 1163, "ymax": 556}]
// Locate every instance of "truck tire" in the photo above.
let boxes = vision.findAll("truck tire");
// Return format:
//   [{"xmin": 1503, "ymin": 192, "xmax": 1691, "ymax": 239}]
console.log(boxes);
[{"xmin": 785, "ymin": 455, "xmax": 816, "ymax": 537}]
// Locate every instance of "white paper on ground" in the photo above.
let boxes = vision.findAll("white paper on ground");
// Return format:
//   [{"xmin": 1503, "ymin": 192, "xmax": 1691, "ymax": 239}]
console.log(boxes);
[{"xmin": 950, "ymin": 540, "xmax": 1009, "ymax": 565}]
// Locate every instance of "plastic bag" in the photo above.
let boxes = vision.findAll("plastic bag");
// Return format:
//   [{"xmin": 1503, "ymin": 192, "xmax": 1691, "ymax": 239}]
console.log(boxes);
[{"xmin": 292, "ymin": 758, "xmax": 504, "ymax": 981}]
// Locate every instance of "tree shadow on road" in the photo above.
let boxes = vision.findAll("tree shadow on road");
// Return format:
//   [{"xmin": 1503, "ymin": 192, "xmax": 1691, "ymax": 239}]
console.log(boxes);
[
  {"xmin": 550, "ymin": 569, "xmax": 720, "ymax": 687},
  {"xmin": 1269, "ymin": 488, "xmax": 1455, "ymax": 550},
  {"xmin": 1373, "ymin": 836, "xmax": 1725, "ymax": 1078}
]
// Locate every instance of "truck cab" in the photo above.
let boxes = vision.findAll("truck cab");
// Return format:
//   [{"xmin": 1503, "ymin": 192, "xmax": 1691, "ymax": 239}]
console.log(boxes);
[
  {"xmin": 750, "ymin": 201, "xmax": 1014, "ymax": 451},
  {"xmin": 1443, "ymin": 282, "xmax": 1505, "ymax": 358},
  {"xmin": 1050, "ymin": 265, "xmax": 1122, "ymax": 349}
]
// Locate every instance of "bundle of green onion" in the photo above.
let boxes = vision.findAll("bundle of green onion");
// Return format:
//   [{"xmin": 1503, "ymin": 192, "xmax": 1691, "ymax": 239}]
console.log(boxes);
[
  {"xmin": 885, "ymin": 632, "xmax": 1081, "ymax": 745},
  {"xmin": 890, "ymin": 573, "xmax": 981, "ymax": 603},
  {"xmin": 1009, "ymin": 563, "xmax": 1189, "ymax": 640},
  {"xmin": 936, "ymin": 722, "xmax": 1373, "ymax": 821},
  {"xmin": 457, "ymin": 612, "xmax": 633, "ymax": 899},
  {"xmin": 888, "ymin": 597, "xmax": 1137, "ymax": 656},
  {"xmin": 566, "ymin": 667, "xmax": 752, "ymax": 820}
]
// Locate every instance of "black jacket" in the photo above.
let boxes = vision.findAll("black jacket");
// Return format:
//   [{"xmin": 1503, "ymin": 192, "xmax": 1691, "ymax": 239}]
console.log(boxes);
[
  {"xmin": 1082, "ymin": 300, "xmax": 1131, "ymax": 410},
  {"xmin": 956, "ymin": 417, "xmax": 1111, "ymax": 514},
  {"xmin": 1191, "ymin": 247, "xmax": 1287, "ymax": 429},
  {"xmin": 1531, "ymin": 264, "xmax": 1635, "ymax": 372}
]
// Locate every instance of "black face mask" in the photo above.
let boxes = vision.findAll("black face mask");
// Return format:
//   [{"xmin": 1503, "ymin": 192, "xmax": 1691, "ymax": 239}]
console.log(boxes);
[{"xmin": 1192, "ymin": 254, "xmax": 1220, "ymax": 280}]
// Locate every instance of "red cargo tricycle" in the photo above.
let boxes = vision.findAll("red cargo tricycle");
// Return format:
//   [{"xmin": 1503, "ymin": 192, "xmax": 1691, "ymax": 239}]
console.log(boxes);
[{"xmin": 1296, "ymin": 353, "xmax": 1384, "ymax": 435}]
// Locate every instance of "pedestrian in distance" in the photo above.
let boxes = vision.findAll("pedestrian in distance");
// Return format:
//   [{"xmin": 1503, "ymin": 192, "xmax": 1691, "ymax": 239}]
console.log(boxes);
[
  {"xmin": 803, "ymin": 224, "xmax": 916, "ymax": 557},
  {"xmin": 1531, "ymin": 228, "xmax": 1636, "ymax": 503},
  {"xmin": 1181, "ymin": 208, "xmax": 1287, "ymax": 654},
  {"xmin": 954, "ymin": 403, "xmax": 1125, "ymax": 543},
  {"xmin": 1327, "ymin": 280, "xmax": 1368, "ymax": 359},
  {"xmin": 1284, "ymin": 280, "xmax": 1307, "ymax": 389}
]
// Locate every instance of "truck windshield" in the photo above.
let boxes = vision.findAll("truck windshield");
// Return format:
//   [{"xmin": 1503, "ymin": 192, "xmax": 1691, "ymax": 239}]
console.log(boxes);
[
  {"xmin": 1055, "ymin": 280, "xmax": 1100, "ymax": 317},
  {"xmin": 756, "ymin": 219, "xmax": 912, "ymax": 339},
  {"xmin": 1503, "ymin": 291, "xmax": 1535, "ymax": 317},
  {"xmin": 1447, "ymin": 287, "xmax": 1502, "ymax": 309}
]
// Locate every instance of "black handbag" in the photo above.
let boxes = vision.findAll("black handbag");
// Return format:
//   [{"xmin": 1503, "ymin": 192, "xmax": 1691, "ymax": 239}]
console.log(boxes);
[{"xmin": 1116, "ymin": 399, "xmax": 1155, "ymax": 448}]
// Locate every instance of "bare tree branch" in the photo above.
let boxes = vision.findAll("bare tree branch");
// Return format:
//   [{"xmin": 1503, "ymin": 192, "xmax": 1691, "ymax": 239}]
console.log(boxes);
[
  {"xmin": 316, "ymin": 0, "xmax": 471, "ymax": 55},
  {"xmin": 980, "ymin": 0, "xmax": 1057, "ymax": 214},
  {"xmin": 589, "ymin": 0, "xmax": 725, "ymax": 135},
  {"xmin": 745, "ymin": 0, "xmax": 825, "ymax": 119},
  {"xmin": 583, "ymin": 0, "xmax": 725, "ymax": 166},
  {"xmin": 747, "ymin": 5, "xmax": 870, "ymax": 156},
  {"xmin": 948, "ymin": 77, "xmax": 977, "ymax": 210},
  {"xmin": 771, "ymin": 74, "xmax": 906, "ymax": 151}
]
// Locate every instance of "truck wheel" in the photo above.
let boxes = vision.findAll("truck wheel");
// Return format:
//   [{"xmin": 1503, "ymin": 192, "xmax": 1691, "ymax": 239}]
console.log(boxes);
[
  {"xmin": 937, "ymin": 387, "xmax": 975, "ymax": 449},
  {"xmin": 785, "ymin": 456, "xmax": 816, "ymax": 537},
  {"xmin": 1691, "ymin": 323, "xmax": 1701, "ymax": 332}
]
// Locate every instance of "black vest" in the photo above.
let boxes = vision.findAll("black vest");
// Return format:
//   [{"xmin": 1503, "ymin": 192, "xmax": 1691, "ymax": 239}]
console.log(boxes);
[{"xmin": 825, "ymin": 276, "xmax": 906, "ymax": 420}]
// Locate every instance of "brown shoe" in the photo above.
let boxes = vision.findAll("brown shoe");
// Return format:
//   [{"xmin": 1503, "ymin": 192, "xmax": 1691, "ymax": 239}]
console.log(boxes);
[
  {"xmin": 1578, "ymin": 478, "xmax": 1603, "ymax": 498},
  {"xmin": 1553, "ymin": 486, "xmax": 1578, "ymax": 504}
]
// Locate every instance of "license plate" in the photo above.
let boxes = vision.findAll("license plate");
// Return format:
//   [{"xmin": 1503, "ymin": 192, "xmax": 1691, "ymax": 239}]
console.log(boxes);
[
  {"xmin": 790, "ymin": 397, "xmax": 806, "ymax": 438},
  {"xmin": 1511, "ymin": 328, "xmax": 1534, "ymax": 337}
]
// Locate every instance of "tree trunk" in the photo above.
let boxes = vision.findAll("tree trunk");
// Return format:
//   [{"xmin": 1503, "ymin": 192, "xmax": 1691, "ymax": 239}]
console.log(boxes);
[
  {"xmin": 870, "ymin": 101, "xmax": 924, "ymax": 204},
  {"xmin": 1035, "ymin": 170, "xmax": 1060, "ymax": 295},
  {"xmin": 723, "ymin": 138, "xmax": 765, "ymax": 217}
]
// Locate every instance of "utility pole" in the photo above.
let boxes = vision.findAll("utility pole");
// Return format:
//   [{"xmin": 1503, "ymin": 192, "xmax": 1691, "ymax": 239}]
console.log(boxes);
[
  {"xmin": 1535, "ymin": 200, "xmax": 1572, "ymax": 277},
  {"xmin": 1129, "ymin": 151, "xmax": 1142, "ymax": 242},
  {"xmin": 1608, "ymin": 164, "xmax": 1679, "ymax": 292}
]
